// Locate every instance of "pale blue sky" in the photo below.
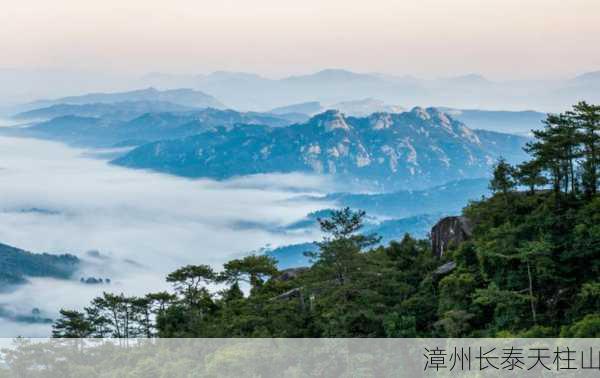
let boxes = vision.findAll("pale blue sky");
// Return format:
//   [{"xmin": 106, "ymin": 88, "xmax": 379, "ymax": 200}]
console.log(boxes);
[{"xmin": 2, "ymin": 0, "xmax": 599, "ymax": 79}]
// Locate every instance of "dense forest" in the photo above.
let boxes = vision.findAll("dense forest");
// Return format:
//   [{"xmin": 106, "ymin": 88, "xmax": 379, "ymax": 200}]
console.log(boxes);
[
  {"xmin": 52, "ymin": 102, "xmax": 600, "ymax": 338},
  {"xmin": 0, "ymin": 242, "xmax": 79, "ymax": 286}
]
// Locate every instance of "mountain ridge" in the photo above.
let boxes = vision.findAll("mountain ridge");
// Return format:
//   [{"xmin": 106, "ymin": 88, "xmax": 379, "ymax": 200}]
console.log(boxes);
[
  {"xmin": 13, "ymin": 101, "xmax": 197, "ymax": 121},
  {"xmin": 6, "ymin": 108, "xmax": 294, "ymax": 147},
  {"xmin": 18, "ymin": 87, "xmax": 226, "ymax": 113},
  {"xmin": 112, "ymin": 108, "xmax": 529, "ymax": 190}
]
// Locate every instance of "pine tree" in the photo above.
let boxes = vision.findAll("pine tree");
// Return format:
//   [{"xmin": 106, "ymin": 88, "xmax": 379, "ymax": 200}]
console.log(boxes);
[
  {"xmin": 569, "ymin": 101, "xmax": 600, "ymax": 196},
  {"xmin": 166, "ymin": 264, "xmax": 215, "ymax": 307},
  {"xmin": 52, "ymin": 309, "xmax": 93, "ymax": 338},
  {"xmin": 516, "ymin": 160, "xmax": 547, "ymax": 194},
  {"xmin": 219, "ymin": 255, "xmax": 278, "ymax": 290},
  {"xmin": 308, "ymin": 207, "xmax": 379, "ymax": 285},
  {"xmin": 489, "ymin": 158, "xmax": 516, "ymax": 196}
]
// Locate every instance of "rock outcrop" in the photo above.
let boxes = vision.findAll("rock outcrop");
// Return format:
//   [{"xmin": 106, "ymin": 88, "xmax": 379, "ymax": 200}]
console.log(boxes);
[
  {"xmin": 433, "ymin": 261, "xmax": 457, "ymax": 276},
  {"xmin": 272, "ymin": 267, "xmax": 309, "ymax": 282},
  {"xmin": 112, "ymin": 109, "xmax": 529, "ymax": 191},
  {"xmin": 431, "ymin": 216, "xmax": 473, "ymax": 257}
]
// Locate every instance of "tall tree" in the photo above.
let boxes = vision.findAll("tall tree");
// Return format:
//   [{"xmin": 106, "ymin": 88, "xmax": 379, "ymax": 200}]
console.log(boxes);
[
  {"xmin": 219, "ymin": 255, "xmax": 278, "ymax": 290},
  {"xmin": 52, "ymin": 309, "xmax": 93, "ymax": 338},
  {"xmin": 489, "ymin": 158, "xmax": 516, "ymax": 197},
  {"xmin": 166, "ymin": 264, "xmax": 215, "ymax": 307},
  {"xmin": 515, "ymin": 160, "xmax": 547, "ymax": 194},
  {"xmin": 526, "ymin": 113, "xmax": 580, "ymax": 195},
  {"xmin": 89, "ymin": 292, "xmax": 133, "ymax": 338},
  {"xmin": 569, "ymin": 101, "xmax": 600, "ymax": 196},
  {"xmin": 308, "ymin": 207, "xmax": 379, "ymax": 285}
]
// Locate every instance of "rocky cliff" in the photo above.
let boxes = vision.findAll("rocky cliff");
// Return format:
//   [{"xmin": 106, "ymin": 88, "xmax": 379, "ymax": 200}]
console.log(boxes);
[{"xmin": 430, "ymin": 216, "xmax": 473, "ymax": 257}]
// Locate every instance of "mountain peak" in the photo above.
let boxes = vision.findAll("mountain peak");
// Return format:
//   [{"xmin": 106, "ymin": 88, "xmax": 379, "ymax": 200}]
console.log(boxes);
[
  {"xmin": 410, "ymin": 106, "xmax": 431, "ymax": 120},
  {"xmin": 308, "ymin": 110, "xmax": 350, "ymax": 132},
  {"xmin": 314, "ymin": 68, "xmax": 358, "ymax": 77}
]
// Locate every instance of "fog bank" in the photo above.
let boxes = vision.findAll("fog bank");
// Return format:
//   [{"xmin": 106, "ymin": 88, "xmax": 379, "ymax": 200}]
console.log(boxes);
[{"xmin": 0, "ymin": 136, "xmax": 330, "ymax": 336}]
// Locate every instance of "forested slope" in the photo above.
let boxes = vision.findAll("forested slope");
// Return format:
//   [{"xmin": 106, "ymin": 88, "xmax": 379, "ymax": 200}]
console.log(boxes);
[{"xmin": 52, "ymin": 102, "xmax": 600, "ymax": 338}]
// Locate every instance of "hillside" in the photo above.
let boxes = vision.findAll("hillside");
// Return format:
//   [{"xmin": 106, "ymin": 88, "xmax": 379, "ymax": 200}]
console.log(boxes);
[
  {"xmin": 265, "ymin": 179, "xmax": 489, "ymax": 268},
  {"xmin": 49, "ymin": 191, "xmax": 600, "ymax": 338},
  {"xmin": 0, "ymin": 242, "xmax": 79, "ymax": 288},
  {"xmin": 49, "ymin": 102, "xmax": 600, "ymax": 339},
  {"xmin": 113, "ymin": 108, "xmax": 529, "ymax": 190}
]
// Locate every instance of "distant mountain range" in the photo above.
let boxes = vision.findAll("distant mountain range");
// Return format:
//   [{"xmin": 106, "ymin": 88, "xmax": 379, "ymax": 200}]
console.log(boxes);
[
  {"xmin": 270, "ymin": 101, "xmax": 323, "ymax": 116},
  {"xmin": 139, "ymin": 69, "xmax": 600, "ymax": 112},
  {"xmin": 0, "ymin": 242, "xmax": 79, "ymax": 289},
  {"xmin": 6, "ymin": 108, "xmax": 294, "ymax": 147},
  {"xmin": 14, "ymin": 87, "xmax": 225, "ymax": 114},
  {"xmin": 323, "ymin": 178, "xmax": 490, "ymax": 218},
  {"xmin": 270, "ymin": 98, "xmax": 404, "ymax": 118},
  {"xmin": 270, "ymin": 100, "xmax": 545, "ymax": 135},
  {"xmin": 113, "ymin": 108, "xmax": 529, "ymax": 190},
  {"xmin": 2, "ymin": 69, "xmax": 599, "ymax": 114},
  {"xmin": 13, "ymin": 101, "xmax": 197, "ymax": 121},
  {"xmin": 441, "ymin": 108, "xmax": 546, "ymax": 135}
]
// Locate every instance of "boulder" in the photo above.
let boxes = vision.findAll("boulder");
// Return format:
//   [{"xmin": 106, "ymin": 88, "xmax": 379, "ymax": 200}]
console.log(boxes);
[
  {"xmin": 431, "ymin": 216, "xmax": 472, "ymax": 257},
  {"xmin": 434, "ymin": 261, "xmax": 457, "ymax": 276},
  {"xmin": 273, "ymin": 267, "xmax": 309, "ymax": 282}
]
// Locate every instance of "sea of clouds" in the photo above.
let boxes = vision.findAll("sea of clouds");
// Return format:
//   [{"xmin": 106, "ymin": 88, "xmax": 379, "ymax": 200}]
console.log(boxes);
[{"xmin": 0, "ymin": 136, "xmax": 332, "ymax": 336}]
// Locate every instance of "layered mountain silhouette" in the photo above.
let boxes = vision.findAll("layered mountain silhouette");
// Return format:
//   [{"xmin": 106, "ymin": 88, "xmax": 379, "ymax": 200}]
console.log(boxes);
[
  {"xmin": 13, "ymin": 101, "xmax": 197, "ymax": 121},
  {"xmin": 269, "ymin": 98, "xmax": 404, "ymax": 118},
  {"xmin": 137, "ymin": 69, "xmax": 600, "ymax": 112},
  {"xmin": 15, "ymin": 87, "xmax": 225, "ymax": 114},
  {"xmin": 113, "ymin": 108, "xmax": 529, "ymax": 190},
  {"xmin": 8, "ymin": 108, "xmax": 294, "ymax": 147},
  {"xmin": 3, "ymin": 69, "xmax": 599, "ymax": 114},
  {"xmin": 269, "ymin": 100, "xmax": 545, "ymax": 135}
]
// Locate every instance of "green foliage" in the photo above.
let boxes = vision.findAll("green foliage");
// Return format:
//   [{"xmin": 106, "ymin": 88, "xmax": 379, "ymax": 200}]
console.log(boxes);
[
  {"xmin": 52, "ymin": 309, "xmax": 93, "ymax": 338},
  {"xmin": 50, "ymin": 103, "xmax": 600, "ymax": 338},
  {"xmin": 524, "ymin": 102, "xmax": 599, "ymax": 196},
  {"xmin": 0, "ymin": 242, "xmax": 79, "ymax": 285},
  {"xmin": 220, "ymin": 255, "xmax": 278, "ymax": 289},
  {"xmin": 52, "ymin": 191, "xmax": 600, "ymax": 338},
  {"xmin": 561, "ymin": 314, "xmax": 600, "ymax": 337},
  {"xmin": 490, "ymin": 158, "xmax": 516, "ymax": 195}
]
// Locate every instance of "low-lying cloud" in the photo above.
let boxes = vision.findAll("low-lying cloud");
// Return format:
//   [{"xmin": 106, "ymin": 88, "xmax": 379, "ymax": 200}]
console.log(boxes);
[{"xmin": 0, "ymin": 136, "xmax": 331, "ymax": 336}]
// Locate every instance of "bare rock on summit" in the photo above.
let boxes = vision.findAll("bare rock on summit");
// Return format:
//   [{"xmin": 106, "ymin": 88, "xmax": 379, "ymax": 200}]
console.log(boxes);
[{"xmin": 431, "ymin": 216, "xmax": 473, "ymax": 257}]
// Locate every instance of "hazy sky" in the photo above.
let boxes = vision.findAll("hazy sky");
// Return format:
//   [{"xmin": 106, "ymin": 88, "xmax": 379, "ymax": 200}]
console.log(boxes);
[{"xmin": 1, "ymin": 0, "xmax": 599, "ymax": 79}]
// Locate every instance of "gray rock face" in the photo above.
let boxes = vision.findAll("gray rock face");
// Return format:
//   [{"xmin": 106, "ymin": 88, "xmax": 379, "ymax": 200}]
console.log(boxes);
[
  {"xmin": 273, "ymin": 267, "xmax": 309, "ymax": 282},
  {"xmin": 434, "ymin": 261, "xmax": 457, "ymax": 276},
  {"xmin": 113, "ymin": 108, "xmax": 530, "ymax": 191},
  {"xmin": 430, "ymin": 216, "xmax": 473, "ymax": 257}
]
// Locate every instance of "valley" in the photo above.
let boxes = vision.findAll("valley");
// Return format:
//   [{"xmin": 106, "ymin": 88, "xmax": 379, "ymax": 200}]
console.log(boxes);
[{"xmin": 0, "ymin": 86, "xmax": 549, "ymax": 337}]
